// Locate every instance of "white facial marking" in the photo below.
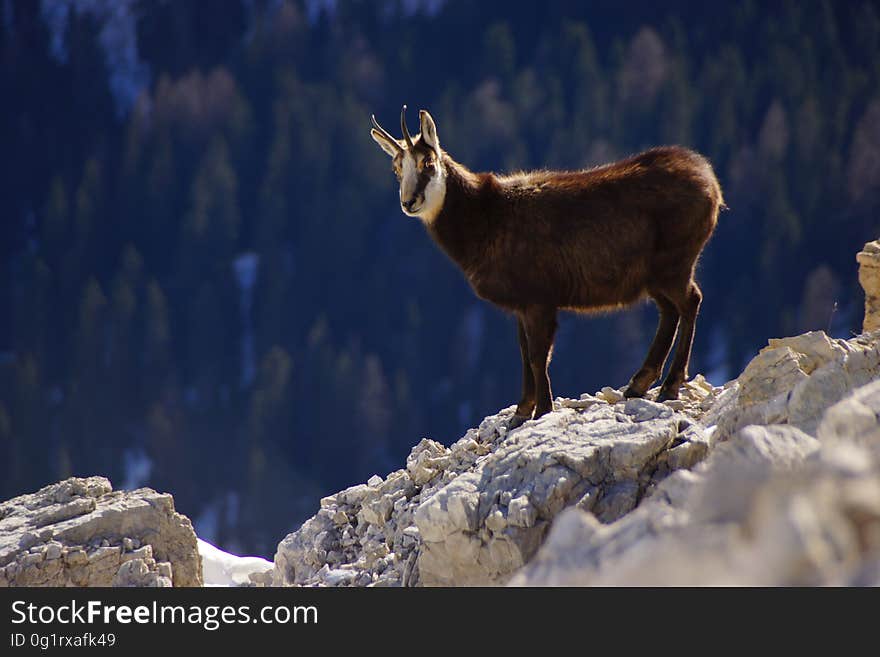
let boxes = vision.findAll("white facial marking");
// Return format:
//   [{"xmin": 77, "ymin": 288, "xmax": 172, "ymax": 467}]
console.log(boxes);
[
  {"xmin": 400, "ymin": 152, "xmax": 418, "ymax": 209},
  {"xmin": 399, "ymin": 150, "xmax": 447, "ymax": 223}
]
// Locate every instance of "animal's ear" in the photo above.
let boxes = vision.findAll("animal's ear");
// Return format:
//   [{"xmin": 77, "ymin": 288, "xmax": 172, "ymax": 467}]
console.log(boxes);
[
  {"xmin": 419, "ymin": 110, "xmax": 440, "ymax": 153},
  {"xmin": 371, "ymin": 129, "xmax": 402, "ymax": 158}
]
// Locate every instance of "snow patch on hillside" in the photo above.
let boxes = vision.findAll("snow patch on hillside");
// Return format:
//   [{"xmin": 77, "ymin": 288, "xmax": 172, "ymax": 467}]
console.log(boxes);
[{"xmin": 198, "ymin": 538, "xmax": 273, "ymax": 587}]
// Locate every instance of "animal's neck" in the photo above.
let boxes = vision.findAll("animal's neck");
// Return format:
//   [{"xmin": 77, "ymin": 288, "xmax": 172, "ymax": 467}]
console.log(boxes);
[{"xmin": 426, "ymin": 155, "xmax": 495, "ymax": 272}]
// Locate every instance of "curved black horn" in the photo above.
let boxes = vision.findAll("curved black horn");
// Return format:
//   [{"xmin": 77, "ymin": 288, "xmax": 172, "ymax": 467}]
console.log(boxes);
[
  {"xmin": 371, "ymin": 114, "xmax": 402, "ymax": 153},
  {"xmin": 400, "ymin": 105, "xmax": 414, "ymax": 150}
]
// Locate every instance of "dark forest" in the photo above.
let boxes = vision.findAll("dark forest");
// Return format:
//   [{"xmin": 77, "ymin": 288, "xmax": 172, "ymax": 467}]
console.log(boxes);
[{"xmin": 2, "ymin": 0, "xmax": 879, "ymax": 556}]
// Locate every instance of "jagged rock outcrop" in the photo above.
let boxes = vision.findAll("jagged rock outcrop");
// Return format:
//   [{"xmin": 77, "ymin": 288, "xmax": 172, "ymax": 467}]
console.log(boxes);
[
  {"xmin": 273, "ymin": 330, "xmax": 880, "ymax": 587},
  {"xmin": 858, "ymin": 239, "xmax": 880, "ymax": 332},
  {"xmin": 0, "ymin": 477, "xmax": 202, "ymax": 587},
  {"xmin": 272, "ymin": 378, "xmax": 722, "ymax": 586},
  {"xmin": 412, "ymin": 394, "xmax": 714, "ymax": 586},
  {"xmin": 512, "ymin": 380, "xmax": 880, "ymax": 586},
  {"xmin": 706, "ymin": 331, "xmax": 880, "ymax": 437},
  {"xmin": 275, "ymin": 382, "xmax": 718, "ymax": 587}
]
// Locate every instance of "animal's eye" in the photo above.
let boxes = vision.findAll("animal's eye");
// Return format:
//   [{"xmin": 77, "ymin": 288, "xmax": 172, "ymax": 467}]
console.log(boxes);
[{"xmin": 423, "ymin": 159, "xmax": 434, "ymax": 169}]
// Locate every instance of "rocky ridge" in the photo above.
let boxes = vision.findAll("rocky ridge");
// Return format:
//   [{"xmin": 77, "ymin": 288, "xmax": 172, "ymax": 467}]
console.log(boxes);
[
  {"xmin": 274, "ymin": 375, "xmax": 719, "ymax": 586},
  {"xmin": 512, "ymin": 380, "xmax": 880, "ymax": 585},
  {"xmin": 273, "ymin": 326, "xmax": 880, "ymax": 586}
]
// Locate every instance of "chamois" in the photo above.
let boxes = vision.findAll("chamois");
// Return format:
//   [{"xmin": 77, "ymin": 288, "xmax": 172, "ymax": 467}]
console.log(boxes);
[{"xmin": 371, "ymin": 106, "xmax": 723, "ymax": 428}]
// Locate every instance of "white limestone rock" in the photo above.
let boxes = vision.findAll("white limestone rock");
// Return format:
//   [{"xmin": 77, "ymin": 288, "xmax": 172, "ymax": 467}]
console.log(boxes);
[
  {"xmin": 274, "ymin": 395, "xmax": 704, "ymax": 587},
  {"xmin": 858, "ymin": 240, "xmax": 880, "ymax": 332},
  {"xmin": 710, "ymin": 331, "xmax": 880, "ymax": 437},
  {"xmin": 270, "ymin": 326, "xmax": 880, "ymax": 588},
  {"xmin": 0, "ymin": 476, "xmax": 201, "ymax": 587},
  {"xmin": 511, "ymin": 376, "xmax": 880, "ymax": 586}
]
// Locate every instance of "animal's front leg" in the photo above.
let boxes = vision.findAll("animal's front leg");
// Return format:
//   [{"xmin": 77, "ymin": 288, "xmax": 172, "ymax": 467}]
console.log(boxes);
[
  {"xmin": 522, "ymin": 305, "xmax": 558, "ymax": 420},
  {"xmin": 510, "ymin": 318, "xmax": 536, "ymax": 429}
]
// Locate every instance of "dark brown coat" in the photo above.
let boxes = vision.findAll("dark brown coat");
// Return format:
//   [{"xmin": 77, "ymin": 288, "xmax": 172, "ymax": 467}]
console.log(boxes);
[{"xmin": 422, "ymin": 145, "xmax": 723, "ymax": 424}]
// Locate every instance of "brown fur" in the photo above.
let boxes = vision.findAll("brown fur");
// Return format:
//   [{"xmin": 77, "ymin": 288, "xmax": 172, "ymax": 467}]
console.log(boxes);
[{"xmin": 398, "ymin": 138, "xmax": 723, "ymax": 423}]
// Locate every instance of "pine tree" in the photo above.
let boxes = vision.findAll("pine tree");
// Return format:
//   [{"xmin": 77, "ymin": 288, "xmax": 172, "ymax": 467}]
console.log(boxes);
[
  {"xmin": 143, "ymin": 279, "xmax": 173, "ymax": 397},
  {"xmin": 247, "ymin": 346, "xmax": 292, "ymax": 449},
  {"xmin": 14, "ymin": 257, "xmax": 51, "ymax": 371},
  {"xmin": 0, "ymin": 403, "xmax": 18, "ymax": 498},
  {"xmin": 42, "ymin": 176, "xmax": 69, "ymax": 267},
  {"xmin": 107, "ymin": 245, "xmax": 143, "ymax": 422},
  {"xmin": 68, "ymin": 278, "xmax": 110, "ymax": 472},
  {"xmin": 61, "ymin": 159, "xmax": 104, "ymax": 316},
  {"xmin": 356, "ymin": 355, "xmax": 392, "ymax": 473},
  {"xmin": 180, "ymin": 136, "xmax": 241, "ymax": 284}
]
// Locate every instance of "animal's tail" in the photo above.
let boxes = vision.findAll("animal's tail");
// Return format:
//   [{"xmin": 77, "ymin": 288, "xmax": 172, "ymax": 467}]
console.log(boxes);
[{"xmin": 714, "ymin": 177, "xmax": 728, "ymax": 212}]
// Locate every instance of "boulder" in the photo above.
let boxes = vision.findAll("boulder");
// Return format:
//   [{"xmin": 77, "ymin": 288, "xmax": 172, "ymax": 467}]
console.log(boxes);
[
  {"xmin": 0, "ymin": 477, "xmax": 201, "ymax": 587},
  {"xmin": 708, "ymin": 331, "xmax": 880, "ymax": 437},
  {"xmin": 511, "ymin": 378, "xmax": 880, "ymax": 586},
  {"xmin": 858, "ymin": 239, "xmax": 880, "ymax": 332}
]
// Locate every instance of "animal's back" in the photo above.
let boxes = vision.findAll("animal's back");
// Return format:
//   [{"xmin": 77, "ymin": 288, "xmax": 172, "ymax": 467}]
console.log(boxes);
[
  {"xmin": 498, "ymin": 146, "xmax": 722, "ymax": 227},
  {"xmin": 482, "ymin": 146, "xmax": 722, "ymax": 310}
]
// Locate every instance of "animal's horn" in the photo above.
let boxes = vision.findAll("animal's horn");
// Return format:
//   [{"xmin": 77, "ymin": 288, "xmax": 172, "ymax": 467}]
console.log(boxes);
[
  {"xmin": 371, "ymin": 114, "xmax": 402, "ymax": 153},
  {"xmin": 400, "ymin": 105, "xmax": 414, "ymax": 150}
]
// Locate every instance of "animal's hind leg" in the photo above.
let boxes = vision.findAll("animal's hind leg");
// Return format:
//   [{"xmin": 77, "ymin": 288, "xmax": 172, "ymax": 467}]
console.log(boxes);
[
  {"xmin": 522, "ymin": 306, "xmax": 558, "ymax": 421},
  {"xmin": 623, "ymin": 293, "xmax": 680, "ymax": 398},
  {"xmin": 658, "ymin": 281, "xmax": 702, "ymax": 402},
  {"xmin": 510, "ymin": 318, "xmax": 537, "ymax": 429}
]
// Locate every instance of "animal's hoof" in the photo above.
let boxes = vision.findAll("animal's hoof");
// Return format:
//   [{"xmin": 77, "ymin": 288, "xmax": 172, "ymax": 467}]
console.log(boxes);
[
  {"xmin": 657, "ymin": 388, "xmax": 680, "ymax": 402},
  {"xmin": 623, "ymin": 385, "xmax": 645, "ymax": 399},
  {"xmin": 533, "ymin": 407, "xmax": 552, "ymax": 420},
  {"xmin": 508, "ymin": 414, "xmax": 530, "ymax": 430}
]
